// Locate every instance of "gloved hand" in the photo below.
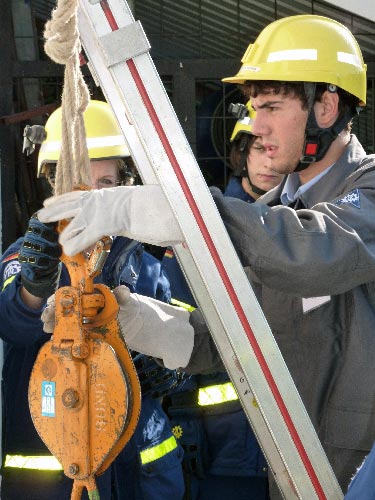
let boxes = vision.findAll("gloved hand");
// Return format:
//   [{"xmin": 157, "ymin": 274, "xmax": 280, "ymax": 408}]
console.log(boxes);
[
  {"xmin": 132, "ymin": 352, "xmax": 191, "ymax": 399},
  {"xmin": 19, "ymin": 213, "xmax": 62, "ymax": 299},
  {"xmin": 113, "ymin": 286, "xmax": 194, "ymax": 370},
  {"xmin": 42, "ymin": 286, "xmax": 195, "ymax": 369},
  {"xmin": 38, "ymin": 185, "xmax": 184, "ymax": 256},
  {"xmin": 42, "ymin": 294, "xmax": 56, "ymax": 332}
]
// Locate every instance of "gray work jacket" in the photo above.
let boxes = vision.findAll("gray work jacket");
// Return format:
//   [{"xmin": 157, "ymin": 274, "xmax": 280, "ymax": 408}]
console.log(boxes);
[{"xmin": 204, "ymin": 135, "xmax": 375, "ymax": 491}]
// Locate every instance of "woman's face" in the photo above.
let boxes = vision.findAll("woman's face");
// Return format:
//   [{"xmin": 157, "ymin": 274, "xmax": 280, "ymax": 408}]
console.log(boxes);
[{"xmin": 90, "ymin": 159, "xmax": 121, "ymax": 190}]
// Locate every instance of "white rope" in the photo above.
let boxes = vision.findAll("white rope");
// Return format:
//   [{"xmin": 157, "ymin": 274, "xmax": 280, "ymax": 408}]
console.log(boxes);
[{"xmin": 44, "ymin": 0, "xmax": 91, "ymax": 195}]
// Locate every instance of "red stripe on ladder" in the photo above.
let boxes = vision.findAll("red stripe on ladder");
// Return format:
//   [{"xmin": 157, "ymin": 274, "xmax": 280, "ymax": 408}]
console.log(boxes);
[{"xmin": 99, "ymin": 2, "xmax": 325, "ymax": 497}]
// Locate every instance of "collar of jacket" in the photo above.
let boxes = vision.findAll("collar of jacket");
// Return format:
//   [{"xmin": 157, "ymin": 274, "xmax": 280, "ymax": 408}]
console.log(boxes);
[{"xmin": 258, "ymin": 135, "xmax": 367, "ymax": 209}]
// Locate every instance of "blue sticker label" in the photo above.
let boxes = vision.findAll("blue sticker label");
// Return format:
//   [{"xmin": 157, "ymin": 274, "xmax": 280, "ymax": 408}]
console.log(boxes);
[
  {"xmin": 42, "ymin": 381, "xmax": 56, "ymax": 417},
  {"xmin": 334, "ymin": 188, "xmax": 361, "ymax": 209}
]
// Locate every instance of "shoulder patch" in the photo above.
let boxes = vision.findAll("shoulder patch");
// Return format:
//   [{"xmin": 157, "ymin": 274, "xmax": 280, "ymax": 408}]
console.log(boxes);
[
  {"xmin": 334, "ymin": 188, "xmax": 361, "ymax": 209},
  {"xmin": 3, "ymin": 260, "xmax": 21, "ymax": 282},
  {"xmin": 2, "ymin": 252, "xmax": 19, "ymax": 263},
  {"xmin": 164, "ymin": 248, "xmax": 174, "ymax": 259}
]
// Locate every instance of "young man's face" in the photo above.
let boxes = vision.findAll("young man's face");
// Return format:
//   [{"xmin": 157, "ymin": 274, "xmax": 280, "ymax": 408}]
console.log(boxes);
[
  {"xmin": 246, "ymin": 138, "xmax": 284, "ymax": 193},
  {"xmin": 250, "ymin": 92, "xmax": 308, "ymax": 175}
]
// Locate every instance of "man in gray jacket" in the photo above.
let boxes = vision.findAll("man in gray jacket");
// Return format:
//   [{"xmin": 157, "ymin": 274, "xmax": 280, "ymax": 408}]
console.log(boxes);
[{"xmin": 39, "ymin": 14, "xmax": 374, "ymax": 496}]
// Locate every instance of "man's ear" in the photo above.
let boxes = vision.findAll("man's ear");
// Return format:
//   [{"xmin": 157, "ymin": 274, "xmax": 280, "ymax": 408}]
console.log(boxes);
[{"xmin": 314, "ymin": 90, "xmax": 339, "ymax": 128}]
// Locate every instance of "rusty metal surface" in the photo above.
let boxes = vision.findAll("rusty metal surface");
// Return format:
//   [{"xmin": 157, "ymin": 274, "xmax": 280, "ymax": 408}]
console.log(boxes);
[{"xmin": 29, "ymin": 238, "xmax": 141, "ymax": 497}]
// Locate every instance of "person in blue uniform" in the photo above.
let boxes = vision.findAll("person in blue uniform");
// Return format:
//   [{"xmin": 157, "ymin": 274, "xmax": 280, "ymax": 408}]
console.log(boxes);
[
  {"xmin": 344, "ymin": 442, "xmax": 375, "ymax": 499},
  {"xmin": 161, "ymin": 102, "xmax": 284, "ymax": 500},
  {"xmin": 224, "ymin": 101, "xmax": 284, "ymax": 202},
  {"xmin": 0, "ymin": 101, "xmax": 185, "ymax": 500}
]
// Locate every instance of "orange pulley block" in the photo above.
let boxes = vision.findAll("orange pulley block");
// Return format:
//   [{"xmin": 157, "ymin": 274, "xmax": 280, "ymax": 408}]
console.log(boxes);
[{"xmin": 28, "ymin": 229, "xmax": 141, "ymax": 500}]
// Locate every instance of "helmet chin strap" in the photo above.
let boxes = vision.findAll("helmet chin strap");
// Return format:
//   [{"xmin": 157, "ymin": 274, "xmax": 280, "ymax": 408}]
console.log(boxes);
[
  {"xmin": 243, "ymin": 173, "xmax": 268, "ymax": 196},
  {"xmin": 238, "ymin": 136, "xmax": 267, "ymax": 196},
  {"xmin": 295, "ymin": 83, "xmax": 358, "ymax": 173}
]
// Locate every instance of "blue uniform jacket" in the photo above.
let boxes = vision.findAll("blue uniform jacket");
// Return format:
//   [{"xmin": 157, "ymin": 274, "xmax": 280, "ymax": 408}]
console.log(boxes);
[
  {"xmin": 161, "ymin": 176, "xmax": 267, "ymax": 481},
  {"xmin": 0, "ymin": 236, "xmax": 184, "ymax": 500},
  {"xmin": 223, "ymin": 176, "xmax": 256, "ymax": 204},
  {"xmin": 345, "ymin": 441, "xmax": 375, "ymax": 499}
]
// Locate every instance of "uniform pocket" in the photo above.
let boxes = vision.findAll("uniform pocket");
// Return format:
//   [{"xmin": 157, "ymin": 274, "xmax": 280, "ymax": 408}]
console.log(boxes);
[
  {"xmin": 139, "ymin": 435, "xmax": 185, "ymax": 500},
  {"xmin": 324, "ymin": 405, "xmax": 375, "ymax": 451}
]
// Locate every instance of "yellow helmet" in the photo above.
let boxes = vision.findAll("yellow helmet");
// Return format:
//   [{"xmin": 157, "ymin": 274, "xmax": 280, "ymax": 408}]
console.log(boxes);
[
  {"xmin": 223, "ymin": 15, "xmax": 367, "ymax": 105},
  {"xmin": 38, "ymin": 100, "xmax": 130, "ymax": 176},
  {"xmin": 230, "ymin": 101, "xmax": 256, "ymax": 142}
]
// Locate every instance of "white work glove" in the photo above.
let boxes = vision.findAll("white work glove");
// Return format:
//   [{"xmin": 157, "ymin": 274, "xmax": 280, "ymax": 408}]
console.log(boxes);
[
  {"xmin": 41, "ymin": 287, "xmax": 195, "ymax": 370},
  {"xmin": 38, "ymin": 185, "xmax": 184, "ymax": 256},
  {"xmin": 113, "ymin": 286, "xmax": 194, "ymax": 369}
]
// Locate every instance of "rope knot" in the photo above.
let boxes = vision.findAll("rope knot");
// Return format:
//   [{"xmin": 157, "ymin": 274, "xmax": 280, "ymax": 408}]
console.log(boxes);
[
  {"xmin": 44, "ymin": 0, "xmax": 81, "ymax": 65},
  {"xmin": 43, "ymin": 0, "xmax": 91, "ymax": 195}
]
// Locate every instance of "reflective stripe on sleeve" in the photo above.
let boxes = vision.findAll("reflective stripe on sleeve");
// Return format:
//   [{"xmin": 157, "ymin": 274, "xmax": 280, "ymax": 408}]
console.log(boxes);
[
  {"xmin": 2, "ymin": 274, "xmax": 17, "ymax": 291},
  {"xmin": 140, "ymin": 435, "xmax": 178, "ymax": 465},
  {"xmin": 198, "ymin": 382, "xmax": 238, "ymax": 406},
  {"xmin": 4, "ymin": 454, "xmax": 63, "ymax": 470},
  {"xmin": 170, "ymin": 298, "xmax": 196, "ymax": 312}
]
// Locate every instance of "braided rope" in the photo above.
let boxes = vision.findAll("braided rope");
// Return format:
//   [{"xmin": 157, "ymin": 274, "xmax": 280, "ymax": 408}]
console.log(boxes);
[{"xmin": 44, "ymin": 0, "xmax": 91, "ymax": 195}]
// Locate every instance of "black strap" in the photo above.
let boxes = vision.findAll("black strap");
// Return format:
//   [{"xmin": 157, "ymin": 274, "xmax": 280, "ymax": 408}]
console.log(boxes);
[
  {"xmin": 238, "ymin": 136, "xmax": 267, "ymax": 196},
  {"xmin": 296, "ymin": 108, "xmax": 356, "ymax": 172},
  {"xmin": 296, "ymin": 83, "xmax": 358, "ymax": 172}
]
